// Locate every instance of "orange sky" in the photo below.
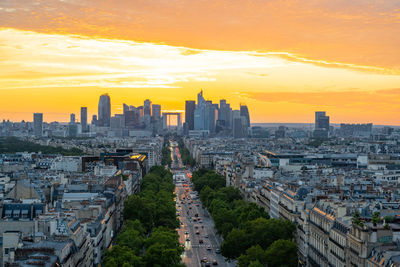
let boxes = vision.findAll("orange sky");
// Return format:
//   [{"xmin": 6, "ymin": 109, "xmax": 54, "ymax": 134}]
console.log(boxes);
[{"xmin": 0, "ymin": 0, "xmax": 400, "ymax": 124}]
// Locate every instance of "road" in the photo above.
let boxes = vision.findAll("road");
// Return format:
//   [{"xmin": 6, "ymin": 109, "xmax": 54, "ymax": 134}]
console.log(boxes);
[{"xmin": 170, "ymin": 141, "xmax": 236, "ymax": 267}]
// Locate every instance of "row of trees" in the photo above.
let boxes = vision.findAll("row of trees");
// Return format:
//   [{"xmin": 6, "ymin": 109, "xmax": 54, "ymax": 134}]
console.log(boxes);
[
  {"xmin": 177, "ymin": 139, "xmax": 196, "ymax": 166},
  {"xmin": 192, "ymin": 169, "xmax": 298, "ymax": 267},
  {"xmin": 0, "ymin": 136, "xmax": 83, "ymax": 155},
  {"xmin": 161, "ymin": 142, "xmax": 172, "ymax": 166},
  {"xmin": 103, "ymin": 166, "xmax": 184, "ymax": 267}
]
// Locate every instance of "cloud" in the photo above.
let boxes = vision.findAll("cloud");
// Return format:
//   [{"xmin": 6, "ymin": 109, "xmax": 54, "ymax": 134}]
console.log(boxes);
[
  {"xmin": 0, "ymin": 0, "xmax": 399, "ymax": 71},
  {"xmin": 247, "ymin": 88, "xmax": 400, "ymax": 110}
]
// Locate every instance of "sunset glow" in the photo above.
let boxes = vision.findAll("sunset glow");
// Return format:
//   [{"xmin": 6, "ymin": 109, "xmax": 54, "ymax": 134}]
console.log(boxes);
[{"xmin": 1, "ymin": 0, "xmax": 400, "ymax": 124}]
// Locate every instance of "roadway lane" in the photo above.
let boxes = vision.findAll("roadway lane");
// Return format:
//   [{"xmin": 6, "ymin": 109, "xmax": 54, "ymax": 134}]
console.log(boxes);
[{"xmin": 171, "ymin": 140, "xmax": 235, "ymax": 267}]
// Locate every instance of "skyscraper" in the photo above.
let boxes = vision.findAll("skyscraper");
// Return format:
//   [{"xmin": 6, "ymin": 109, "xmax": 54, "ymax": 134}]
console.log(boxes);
[
  {"xmin": 240, "ymin": 105, "xmax": 250, "ymax": 127},
  {"xmin": 81, "ymin": 107, "xmax": 87, "ymax": 132},
  {"xmin": 315, "ymin": 111, "xmax": 330, "ymax": 130},
  {"xmin": 98, "ymin": 94, "xmax": 111, "ymax": 127},
  {"xmin": 218, "ymin": 99, "xmax": 232, "ymax": 128},
  {"xmin": 185, "ymin": 100, "xmax": 195, "ymax": 130},
  {"xmin": 314, "ymin": 111, "xmax": 330, "ymax": 139},
  {"xmin": 144, "ymin": 99, "xmax": 152, "ymax": 116},
  {"xmin": 152, "ymin": 104, "xmax": 161, "ymax": 121},
  {"xmin": 33, "ymin": 113, "xmax": 43, "ymax": 137},
  {"xmin": 70, "ymin": 113, "xmax": 75, "ymax": 124}
]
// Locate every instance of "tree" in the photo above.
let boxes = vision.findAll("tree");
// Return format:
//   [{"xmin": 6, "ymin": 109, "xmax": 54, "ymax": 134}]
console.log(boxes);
[
  {"xmin": 103, "ymin": 245, "xmax": 143, "ymax": 267},
  {"xmin": 372, "ymin": 212, "xmax": 381, "ymax": 226},
  {"xmin": 265, "ymin": 239, "xmax": 297, "ymax": 267},
  {"xmin": 221, "ymin": 229, "xmax": 250, "ymax": 259},
  {"xmin": 238, "ymin": 245, "xmax": 267, "ymax": 267}
]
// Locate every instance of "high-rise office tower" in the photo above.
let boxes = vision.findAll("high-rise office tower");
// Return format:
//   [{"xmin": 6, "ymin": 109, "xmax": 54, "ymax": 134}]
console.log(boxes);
[
  {"xmin": 232, "ymin": 110, "xmax": 243, "ymax": 138},
  {"xmin": 218, "ymin": 100, "xmax": 232, "ymax": 128},
  {"xmin": 70, "ymin": 113, "xmax": 75, "ymax": 124},
  {"xmin": 314, "ymin": 111, "xmax": 330, "ymax": 139},
  {"xmin": 33, "ymin": 113, "xmax": 43, "ymax": 137},
  {"xmin": 144, "ymin": 99, "xmax": 152, "ymax": 116},
  {"xmin": 152, "ymin": 104, "xmax": 161, "ymax": 121},
  {"xmin": 98, "ymin": 94, "xmax": 111, "ymax": 127},
  {"xmin": 240, "ymin": 105, "xmax": 250, "ymax": 128},
  {"xmin": 315, "ymin": 111, "xmax": 330, "ymax": 130},
  {"xmin": 81, "ymin": 107, "xmax": 87, "ymax": 132},
  {"xmin": 91, "ymin": 115, "xmax": 97, "ymax": 125},
  {"xmin": 185, "ymin": 100, "xmax": 195, "ymax": 130}
]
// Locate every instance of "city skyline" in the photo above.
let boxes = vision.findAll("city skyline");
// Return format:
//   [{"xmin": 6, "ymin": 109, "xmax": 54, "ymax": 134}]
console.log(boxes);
[{"xmin": 0, "ymin": 1, "xmax": 400, "ymax": 124}]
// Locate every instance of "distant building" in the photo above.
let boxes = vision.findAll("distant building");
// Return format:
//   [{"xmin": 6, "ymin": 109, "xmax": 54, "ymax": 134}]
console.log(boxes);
[
  {"xmin": 81, "ymin": 107, "xmax": 87, "ymax": 132},
  {"xmin": 240, "ymin": 105, "xmax": 250, "ymax": 128},
  {"xmin": 339, "ymin": 123, "xmax": 373, "ymax": 138},
  {"xmin": 91, "ymin": 114, "xmax": 97, "ymax": 125},
  {"xmin": 275, "ymin": 126, "xmax": 286, "ymax": 138},
  {"xmin": 185, "ymin": 100, "xmax": 196, "ymax": 131},
  {"xmin": 144, "ymin": 99, "xmax": 152, "ymax": 116},
  {"xmin": 98, "ymin": 94, "xmax": 111, "ymax": 127},
  {"xmin": 152, "ymin": 104, "xmax": 161, "ymax": 121},
  {"xmin": 70, "ymin": 113, "xmax": 75, "ymax": 124},
  {"xmin": 219, "ymin": 99, "xmax": 232, "ymax": 128},
  {"xmin": 33, "ymin": 113, "xmax": 43, "ymax": 137},
  {"xmin": 315, "ymin": 111, "xmax": 330, "ymax": 130},
  {"xmin": 314, "ymin": 111, "xmax": 330, "ymax": 139}
]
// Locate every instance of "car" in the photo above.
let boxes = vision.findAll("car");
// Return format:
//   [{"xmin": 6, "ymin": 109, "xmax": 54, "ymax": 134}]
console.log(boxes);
[
  {"xmin": 186, "ymin": 237, "xmax": 190, "ymax": 241},
  {"xmin": 198, "ymin": 220, "xmax": 202, "ymax": 224},
  {"xmin": 193, "ymin": 218, "xmax": 197, "ymax": 222},
  {"xmin": 212, "ymin": 260, "xmax": 218, "ymax": 265},
  {"xmin": 215, "ymin": 248, "xmax": 221, "ymax": 254},
  {"xmin": 189, "ymin": 207, "xmax": 192, "ymax": 209},
  {"xmin": 201, "ymin": 257, "xmax": 208, "ymax": 263},
  {"xmin": 196, "ymin": 204, "xmax": 200, "ymax": 207},
  {"xmin": 196, "ymin": 231, "xmax": 200, "ymax": 235},
  {"xmin": 205, "ymin": 263, "xmax": 211, "ymax": 267},
  {"xmin": 199, "ymin": 239, "xmax": 204, "ymax": 244},
  {"xmin": 185, "ymin": 231, "xmax": 189, "ymax": 234},
  {"xmin": 195, "ymin": 226, "xmax": 199, "ymax": 229},
  {"xmin": 205, "ymin": 234, "xmax": 209, "ymax": 238},
  {"xmin": 206, "ymin": 245, "xmax": 212, "ymax": 250}
]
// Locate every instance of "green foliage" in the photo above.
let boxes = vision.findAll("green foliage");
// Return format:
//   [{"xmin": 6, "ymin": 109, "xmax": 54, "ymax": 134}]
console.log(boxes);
[
  {"xmin": 103, "ymin": 167, "xmax": 182, "ymax": 266},
  {"xmin": 264, "ymin": 239, "xmax": 298, "ymax": 267},
  {"xmin": 0, "ymin": 136, "xmax": 83, "ymax": 155},
  {"xmin": 372, "ymin": 212, "xmax": 381, "ymax": 226},
  {"xmin": 192, "ymin": 169, "xmax": 226, "ymax": 192},
  {"xmin": 177, "ymin": 139, "xmax": 196, "ymax": 166},
  {"xmin": 161, "ymin": 143, "xmax": 172, "ymax": 166},
  {"xmin": 384, "ymin": 215, "xmax": 394, "ymax": 223},
  {"xmin": 192, "ymin": 169, "xmax": 297, "ymax": 263}
]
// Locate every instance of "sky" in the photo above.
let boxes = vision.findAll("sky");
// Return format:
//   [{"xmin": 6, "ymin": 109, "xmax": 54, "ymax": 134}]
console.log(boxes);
[{"xmin": 0, "ymin": 0, "xmax": 400, "ymax": 124}]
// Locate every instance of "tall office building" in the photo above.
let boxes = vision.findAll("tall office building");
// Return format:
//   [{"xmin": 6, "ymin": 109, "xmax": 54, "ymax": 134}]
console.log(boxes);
[
  {"xmin": 194, "ymin": 91, "xmax": 206, "ymax": 130},
  {"xmin": 70, "ymin": 113, "xmax": 75, "ymax": 124},
  {"xmin": 81, "ymin": 107, "xmax": 87, "ymax": 132},
  {"xmin": 219, "ymin": 100, "xmax": 232, "ymax": 128},
  {"xmin": 144, "ymin": 99, "xmax": 152, "ymax": 116},
  {"xmin": 152, "ymin": 104, "xmax": 161, "ymax": 121},
  {"xmin": 185, "ymin": 100, "xmax": 195, "ymax": 130},
  {"xmin": 314, "ymin": 111, "xmax": 330, "ymax": 139},
  {"xmin": 315, "ymin": 111, "xmax": 330, "ymax": 130},
  {"xmin": 91, "ymin": 115, "xmax": 97, "ymax": 125},
  {"xmin": 240, "ymin": 105, "xmax": 250, "ymax": 128},
  {"xmin": 33, "ymin": 113, "xmax": 43, "ymax": 137},
  {"xmin": 98, "ymin": 94, "xmax": 111, "ymax": 127},
  {"xmin": 232, "ymin": 110, "xmax": 243, "ymax": 138}
]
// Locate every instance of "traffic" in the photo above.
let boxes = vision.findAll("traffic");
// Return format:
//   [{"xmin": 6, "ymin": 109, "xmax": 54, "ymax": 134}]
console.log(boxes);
[{"xmin": 170, "ymin": 141, "xmax": 235, "ymax": 267}]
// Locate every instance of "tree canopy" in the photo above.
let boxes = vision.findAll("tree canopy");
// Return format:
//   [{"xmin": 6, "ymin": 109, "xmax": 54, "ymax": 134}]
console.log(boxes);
[
  {"xmin": 191, "ymin": 169, "xmax": 297, "ymax": 266},
  {"xmin": 103, "ymin": 166, "xmax": 184, "ymax": 267}
]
